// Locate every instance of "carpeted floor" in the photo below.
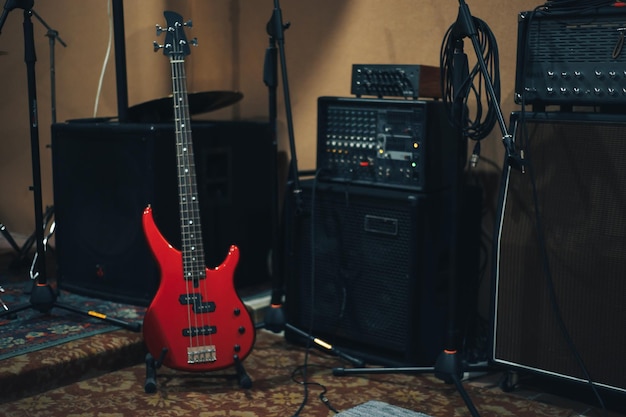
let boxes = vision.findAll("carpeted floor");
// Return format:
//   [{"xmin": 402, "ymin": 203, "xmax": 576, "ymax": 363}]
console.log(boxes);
[
  {"xmin": 1, "ymin": 245, "xmax": 625, "ymax": 417},
  {"xmin": 0, "ymin": 329, "xmax": 612, "ymax": 417}
]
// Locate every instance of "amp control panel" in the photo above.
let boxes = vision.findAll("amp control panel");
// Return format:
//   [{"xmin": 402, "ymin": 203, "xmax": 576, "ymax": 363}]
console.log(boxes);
[
  {"xmin": 515, "ymin": 7, "xmax": 626, "ymax": 107},
  {"xmin": 316, "ymin": 97, "xmax": 461, "ymax": 192}
]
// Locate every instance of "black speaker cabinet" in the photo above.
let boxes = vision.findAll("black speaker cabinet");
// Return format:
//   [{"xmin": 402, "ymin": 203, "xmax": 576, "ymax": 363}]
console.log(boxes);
[
  {"xmin": 492, "ymin": 112, "xmax": 626, "ymax": 394},
  {"xmin": 284, "ymin": 179, "xmax": 482, "ymax": 366},
  {"xmin": 51, "ymin": 120, "xmax": 273, "ymax": 306}
]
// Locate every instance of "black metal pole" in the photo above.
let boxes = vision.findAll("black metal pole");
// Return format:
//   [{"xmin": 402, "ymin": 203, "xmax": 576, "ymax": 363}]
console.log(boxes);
[
  {"xmin": 262, "ymin": 28, "xmax": 286, "ymax": 330},
  {"xmin": 112, "ymin": 0, "xmax": 129, "ymax": 122},
  {"xmin": 267, "ymin": 0, "xmax": 302, "ymax": 195},
  {"xmin": 32, "ymin": 9, "xmax": 66, "ymax": 124},
  {"xmin": 22, "ymin": 8, "xmax": 47, "ymax": 287},
  {"xmin": 262, "ymin": 0, "xmax": 301, "ymax": 329}
]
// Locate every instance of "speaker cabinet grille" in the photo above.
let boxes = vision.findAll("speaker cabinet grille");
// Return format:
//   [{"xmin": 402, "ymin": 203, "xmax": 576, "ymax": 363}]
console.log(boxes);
[
  {"xmin": 493, "ymin": 112, "xmax": 626, "ymax": 393},
  {"xmin": 285, "ymin": 180, "xmax": 460, "ymax": 365},
  {"xmin": 51, "ymin": 120, "xmax": 273, "ymax": 305}
]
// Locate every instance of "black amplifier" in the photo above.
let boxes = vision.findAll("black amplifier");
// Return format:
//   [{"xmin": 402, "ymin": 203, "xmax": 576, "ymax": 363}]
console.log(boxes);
[
  {"xmin": 316, "ymin": 97, "xmax": 461, "ymax": 192},
  {"xmin": 516, "ymin": 6, "xmax": 626, "ymax": 107}
]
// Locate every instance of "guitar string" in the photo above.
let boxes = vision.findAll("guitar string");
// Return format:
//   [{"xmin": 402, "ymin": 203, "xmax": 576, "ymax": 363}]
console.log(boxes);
[
  {"xmin": 171, "ymin": 24, "xmax": 212, "ymax": 354},
  {"xmin": 171, "ymin": 44, "xmax": 193, "ymax": 350}
]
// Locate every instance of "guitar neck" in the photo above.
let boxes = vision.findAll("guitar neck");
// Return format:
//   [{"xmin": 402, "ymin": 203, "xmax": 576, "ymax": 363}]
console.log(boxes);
[{"xmin": 171, "ymin": 56, "xmax": 206, "ymax": 283}]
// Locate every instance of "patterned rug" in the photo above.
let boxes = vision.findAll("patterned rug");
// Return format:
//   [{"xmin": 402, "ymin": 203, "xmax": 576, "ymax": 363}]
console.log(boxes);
[
  {"xmin": 0, "ymin": 330, "xmax": 612, "ymax": 417},
  {"xmin": 0, "ymin": 279, "xmax": 145, "ymax": 361}
]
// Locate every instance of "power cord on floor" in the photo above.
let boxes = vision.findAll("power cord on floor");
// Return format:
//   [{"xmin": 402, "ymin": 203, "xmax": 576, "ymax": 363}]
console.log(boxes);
[{"xmin": 290, "ymin": 364, "xmax": 340, "ymax": 415}]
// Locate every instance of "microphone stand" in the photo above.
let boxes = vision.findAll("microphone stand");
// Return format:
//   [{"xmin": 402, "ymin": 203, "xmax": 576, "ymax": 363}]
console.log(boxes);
[
  {"xmin": 255, "ymin": 0, "xmax": 364, "ymax": 368},
  {"xmin": 332, "ymin": 2, "xmax": 521, "ymax": 416},
  {"xmin": 0, "ymin": 0, "xmax": 139, "ymax": 332},
  {"xmin": 7, "ymin": 10, "xmax": 65, "ymax": 267},
  {"xmin": 454, "ymin": 0, "xmax": 522, "ymax": 173}
]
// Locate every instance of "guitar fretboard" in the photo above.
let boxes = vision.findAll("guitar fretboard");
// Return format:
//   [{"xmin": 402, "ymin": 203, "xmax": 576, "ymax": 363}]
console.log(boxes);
[{"xmin": 170, "ymin": 45, "xmax": 206, "ymax": 287}]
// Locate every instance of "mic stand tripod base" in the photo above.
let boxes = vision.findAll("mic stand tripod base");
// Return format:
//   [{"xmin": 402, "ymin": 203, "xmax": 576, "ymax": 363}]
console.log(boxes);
[
  {"xmin": 0, "ymin": 223, "xmax": 22, "ymax": 254},
  {"xmin": 256, "ymin": 306, "xmax": 365, "ymax": 367},
  {"xmin": 332, "ymin": 349, "xmax": 487, "ymax": 417},
  {"xmin": 0, "ymin": 282, "xmax": 142, "ymax": 332}
]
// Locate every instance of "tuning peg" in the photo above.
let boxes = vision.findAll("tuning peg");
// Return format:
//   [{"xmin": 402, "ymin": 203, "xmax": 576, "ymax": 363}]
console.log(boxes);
[
  {"xmin": 184, "ymin": 19, "xmax": 193, "ymax": 28},
  {"xmin": 156, "ymin": 24, "xmax": 164, "ymax": 36},
  {"xmin": 153, "ymin": 41, "xmax": 163, "ymax": 52},
  {"xmin": 190, "ymin": 38, "xmax": 198, "ymax": 47}
]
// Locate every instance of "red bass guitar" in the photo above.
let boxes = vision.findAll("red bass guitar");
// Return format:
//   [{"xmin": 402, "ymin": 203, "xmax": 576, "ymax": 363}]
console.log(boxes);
[{"xmin": 142, "ymin": 11, "xmax": 255, "ymax": 376}]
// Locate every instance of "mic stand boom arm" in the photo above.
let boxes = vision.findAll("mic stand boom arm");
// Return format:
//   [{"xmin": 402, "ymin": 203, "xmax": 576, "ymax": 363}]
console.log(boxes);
[{"xmin": 455, "ymin": 0, "xmax": 523, "ymax": 172}]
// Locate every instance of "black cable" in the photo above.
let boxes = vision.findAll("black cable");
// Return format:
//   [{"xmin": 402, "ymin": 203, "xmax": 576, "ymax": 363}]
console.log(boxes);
[
  {"xmin": 290, "ymin": 352, "xmax": 310, "ymax": 416},
  {"xmin": 440, "ymin": 16, "xmax": 500, "ymax": 145},
  {"xmin": 291, "ymin": 169, "xmax": 344, "ymax": 416},
  {"xmin": 440, "ymin": 15, "xmax": 501, "ymax": 169},
  {"xmin": 290, "ymin": 365, "xmax": 340, "ymax": 414}
]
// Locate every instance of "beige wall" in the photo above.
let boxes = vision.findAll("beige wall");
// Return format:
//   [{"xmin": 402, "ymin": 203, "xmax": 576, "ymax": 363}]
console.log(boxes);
[{"xmin": 0, "ymin": 0, "xmax": 537, "ymax": 235}]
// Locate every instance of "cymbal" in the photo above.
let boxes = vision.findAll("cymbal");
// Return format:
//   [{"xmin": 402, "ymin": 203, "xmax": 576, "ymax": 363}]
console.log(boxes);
[{"xmin": 128, "ymin": 91, "xmax": 243, "ymax": 123}]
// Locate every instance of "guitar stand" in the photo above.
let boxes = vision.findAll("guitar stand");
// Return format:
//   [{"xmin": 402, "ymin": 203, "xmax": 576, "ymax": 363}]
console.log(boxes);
[
  {"xmin": 0, "ymin": 1, "xmax": 140, "ymax": 333},
  {"xmin": 144, "ymin": 348, "xmax": 252, "ymax": 394}
]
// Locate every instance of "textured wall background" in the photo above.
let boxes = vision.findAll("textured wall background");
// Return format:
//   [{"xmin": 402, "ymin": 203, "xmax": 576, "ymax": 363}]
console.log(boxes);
[{"xmin": 0, "ymin": 0, "xmax": 538, "ymax": 234}]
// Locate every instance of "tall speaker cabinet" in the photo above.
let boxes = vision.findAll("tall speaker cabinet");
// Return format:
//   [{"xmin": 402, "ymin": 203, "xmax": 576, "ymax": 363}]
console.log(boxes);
[{"xmin": 492, "ymin": 112, "xmax": 626, "ymax": 394}]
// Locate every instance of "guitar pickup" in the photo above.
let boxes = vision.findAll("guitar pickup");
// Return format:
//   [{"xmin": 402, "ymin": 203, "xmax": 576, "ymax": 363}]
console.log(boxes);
[
  {"xmin": 183, "ymin": 325, "xmax": 217, "ymax": 337},
  {"xmin": 179, "ymin": 293, "xmax": 216, "ymax": 313}
]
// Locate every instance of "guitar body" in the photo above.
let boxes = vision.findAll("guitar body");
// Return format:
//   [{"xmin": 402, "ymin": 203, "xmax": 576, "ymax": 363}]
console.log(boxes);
[{"xmin": 142, "ymin": 206, "xmax": 255, "ymax": 372}]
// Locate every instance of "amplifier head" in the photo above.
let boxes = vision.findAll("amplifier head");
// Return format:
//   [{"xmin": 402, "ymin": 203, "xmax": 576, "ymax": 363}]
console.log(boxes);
[{"xmin": 516, "ymin": 7, "xmax": 626, "ymax": 107}]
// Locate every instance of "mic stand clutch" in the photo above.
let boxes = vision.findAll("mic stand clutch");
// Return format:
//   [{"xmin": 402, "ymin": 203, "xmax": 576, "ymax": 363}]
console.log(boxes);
[{"xmin": 0, "ymin": 1, "xmax": 139, "ymax": 332}]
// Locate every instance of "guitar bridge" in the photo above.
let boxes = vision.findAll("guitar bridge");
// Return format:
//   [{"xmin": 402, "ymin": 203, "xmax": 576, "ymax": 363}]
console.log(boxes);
[{"xmin": 187, "ymin": 345, "xmax": 217, "ymax": 364}]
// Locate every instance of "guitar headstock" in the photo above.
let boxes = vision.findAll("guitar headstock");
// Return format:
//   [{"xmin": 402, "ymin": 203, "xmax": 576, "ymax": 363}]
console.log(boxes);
[{"xmin": 154, "ymin": 11, "xmax": 197, "ymax": 58}]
